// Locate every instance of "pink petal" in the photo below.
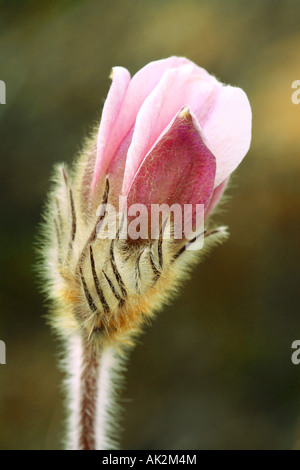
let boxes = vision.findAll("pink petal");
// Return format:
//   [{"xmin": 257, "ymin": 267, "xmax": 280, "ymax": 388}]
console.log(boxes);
[
  {"xmin": 93, "ymin": 66, "xmax": 130, "ymax": 191},
  {"xmin": 126, "ymin": 107, "xmax": 216, "ymax": 233},
  {"xmin": 200, "ymin": 85, "xmax": 252, "ymax": 188},
  {"xmin": 105, "ymin": 127, "xmax": 134, "ymax": 208},
  {"xmin": 93, "ymin": 57, "xmax": 194, "ymax": 192},
  {"xmin": 122, "ymin": 64, "xmax": 216, "ymax": 196},
  {"xmin": 205, "ymin": 177, "xmax": 229, "ymax": 217}
]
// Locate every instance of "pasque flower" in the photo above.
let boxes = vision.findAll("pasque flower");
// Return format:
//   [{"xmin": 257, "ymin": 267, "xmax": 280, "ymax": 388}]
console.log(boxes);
[{"xmin": 40, "ymin": 57, "xmax": 251, "ymax": 450}]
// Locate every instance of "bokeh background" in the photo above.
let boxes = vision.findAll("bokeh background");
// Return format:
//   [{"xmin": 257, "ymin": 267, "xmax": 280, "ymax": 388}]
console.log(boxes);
[{"xmin": 1, "ymin": 0, "xmax": 300, "ymax": 450}]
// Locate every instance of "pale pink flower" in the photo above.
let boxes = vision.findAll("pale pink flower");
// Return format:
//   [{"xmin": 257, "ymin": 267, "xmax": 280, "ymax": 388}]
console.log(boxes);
[
  {"xmin": 91, "ymin": 56, "xmax": 251, "ymax": 224},
  {"xmin": 41, "ymin": 57, "xmax": 252, "ymax": 450}
]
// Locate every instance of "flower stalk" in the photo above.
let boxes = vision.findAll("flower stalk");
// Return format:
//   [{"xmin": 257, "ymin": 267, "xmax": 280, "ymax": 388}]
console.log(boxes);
[{"xmin": 63, "ymin": 334, "xmax": 121, "ymax": 450}]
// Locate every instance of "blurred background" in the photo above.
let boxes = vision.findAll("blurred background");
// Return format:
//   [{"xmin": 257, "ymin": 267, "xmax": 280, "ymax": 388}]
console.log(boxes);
[{"xmin": 1, "ymin": 0, "xmax": 300, "ymax": 450}]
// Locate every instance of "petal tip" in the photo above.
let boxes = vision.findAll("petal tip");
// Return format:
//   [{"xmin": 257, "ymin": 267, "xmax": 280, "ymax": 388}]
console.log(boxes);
[{"xmin": 179, "ymin": 105, "xmax": 191, "ymax": 119}]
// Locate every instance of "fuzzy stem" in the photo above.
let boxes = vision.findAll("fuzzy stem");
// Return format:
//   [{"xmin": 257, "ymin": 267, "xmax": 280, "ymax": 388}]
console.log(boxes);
[
  {"xmin": 79, "ymin": 344, "xmax": 99, "ymax": 450},
  {"xmin": 64, "ymin": 333, "xmax": 120, "ymax": 450}
]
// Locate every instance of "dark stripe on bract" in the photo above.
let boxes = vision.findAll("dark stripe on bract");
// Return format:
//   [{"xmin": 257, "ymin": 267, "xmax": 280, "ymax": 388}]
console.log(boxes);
[
  {"xmin": 135, "ymin": 252, "xmax": 142, "ymax": 293},
  {"xmin": 62, "ymin": 167, "xmax": 69, "ymax": 186},
  {"xmin": 158, "ymin": 223, "xmax": 163, "ymax": 269},
  {"xmin": 110, "ymin": 239, "xmax": 127, "ymax": 299},
  {"xmin": 69, "ymin": 189, "xmax": 77, "ymax": 242},
  {"xmin": 76, "ymin": 179, "xmax": 110, "ymax": 271},
  {"xmin": 172, "ymin": 230, "xmax": 206, "ymax": 262},
  {"xmin": 90, "ymin": 178, "xmax": 110, "ymax": 243},
  {"xmin": 79, "ymin": 266, "xmax": 99, "ymax": 314},
  {"xmin": 89, "ymin": 246, "xmax": 110, "ymax": 314},
  {"xmin": 102, "ymin": 270, "xmax": 125, "ymax": 307},
  {"xmin": 62, "ymin": 168, "xmax": 77, "ymax": 256},
  {"xmin": 93, "ymin": 178, "xmax": 110, "ymax": 241},
  {"xmin": 149, "ymin": 248, "xmax": 161, "ymax": 284}
]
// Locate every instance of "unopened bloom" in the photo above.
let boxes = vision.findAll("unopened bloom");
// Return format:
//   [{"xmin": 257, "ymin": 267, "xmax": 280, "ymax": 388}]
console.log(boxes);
[
  {"xmin": 44, "ymin": 56, "xmax": 251, "ymax": 342},
  {"xmin": 41, "ymin": 57, "xmax": 251, "ymax": 449}
]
